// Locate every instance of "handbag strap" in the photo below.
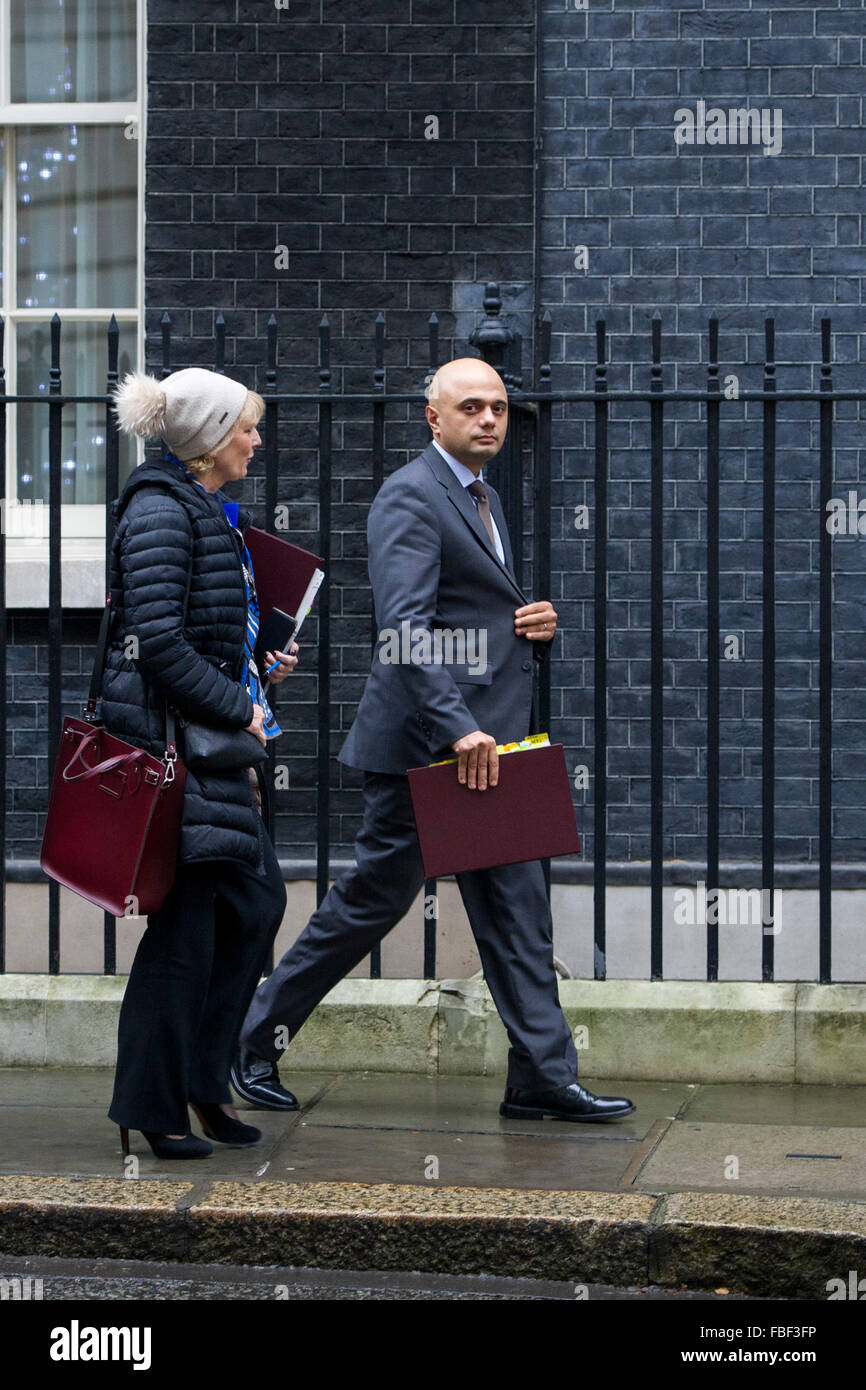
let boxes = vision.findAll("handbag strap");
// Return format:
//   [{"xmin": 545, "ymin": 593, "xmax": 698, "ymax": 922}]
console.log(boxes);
[
  {"xmin": 85, "ymin": 520, "xmax": 125, "ymax": 722},
  {"xmin": 164, "ymin": 550, "xmax": 195, "ymax": 750},
  {"xmin": 86, "ymin": 525, "xmax": 187, "ymax": 768},
  {"xmin": 85, "ymin": 594, "xmax": 116, "ymax": 722}
]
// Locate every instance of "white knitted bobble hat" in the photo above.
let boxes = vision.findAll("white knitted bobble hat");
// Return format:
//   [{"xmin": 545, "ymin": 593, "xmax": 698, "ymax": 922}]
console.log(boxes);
[{"xmin": 113, "ymin": 367, "xmax": 249, "ymax": 461}]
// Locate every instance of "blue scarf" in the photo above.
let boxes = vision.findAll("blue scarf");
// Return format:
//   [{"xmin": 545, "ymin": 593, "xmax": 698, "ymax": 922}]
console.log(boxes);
[{"xmin": 165, "ymin": 451, "xmax": 281, "ymax": 740}]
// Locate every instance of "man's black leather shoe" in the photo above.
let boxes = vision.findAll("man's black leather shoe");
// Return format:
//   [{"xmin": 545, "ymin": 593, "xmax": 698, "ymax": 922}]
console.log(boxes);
[
  {"xmin": 500, "ymin": 1081, "xmax": 635, "ymax": 1122},
  {"xmin": 230, "ymin": 1045, "xmax": 299, "ymax": 1111}
]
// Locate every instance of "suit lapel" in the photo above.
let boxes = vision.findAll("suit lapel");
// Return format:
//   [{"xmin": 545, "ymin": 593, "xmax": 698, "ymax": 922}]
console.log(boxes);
[{"xmin": 421, "ymin": 444, "xmax": 527, "ymax": 603}]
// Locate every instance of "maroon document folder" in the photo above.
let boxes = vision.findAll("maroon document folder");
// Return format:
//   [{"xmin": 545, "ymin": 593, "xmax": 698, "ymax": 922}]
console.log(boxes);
[
  {"xmin": 244, "ymin": 527, "xmax": 324, "ymax": 625},
  {"xmin": 407, "ymin": 744, "xmax": 581, "ymax": 878}
]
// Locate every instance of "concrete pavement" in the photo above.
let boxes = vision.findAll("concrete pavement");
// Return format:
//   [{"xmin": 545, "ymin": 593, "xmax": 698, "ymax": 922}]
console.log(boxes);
[{"xmin": 1, "ymin": 1068, "xmax": 865, "ymax": 1298}]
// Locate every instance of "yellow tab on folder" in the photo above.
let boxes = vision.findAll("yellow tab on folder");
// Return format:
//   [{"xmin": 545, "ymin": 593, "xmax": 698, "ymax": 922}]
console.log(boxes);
[{"xmin": 429, "ymin": 732, "xmax": 550, "ymax": 767}]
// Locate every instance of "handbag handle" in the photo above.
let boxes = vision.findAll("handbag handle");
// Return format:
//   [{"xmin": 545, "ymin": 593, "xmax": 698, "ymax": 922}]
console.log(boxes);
[{"xmin": 62, "ymin": 729, "xmax": 147, "ymax": 785}]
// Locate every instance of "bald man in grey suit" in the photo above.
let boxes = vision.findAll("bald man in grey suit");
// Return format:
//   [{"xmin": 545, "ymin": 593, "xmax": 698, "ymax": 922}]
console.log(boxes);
[{"xmin": 234, "ymin": 359, "xmax": 634, "ymax": 1124}]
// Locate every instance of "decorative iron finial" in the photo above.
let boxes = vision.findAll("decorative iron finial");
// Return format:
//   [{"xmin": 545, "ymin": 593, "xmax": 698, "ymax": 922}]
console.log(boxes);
[{"xmin": 469, "ymin": 282, "xmax": 514, "ymax": 369}]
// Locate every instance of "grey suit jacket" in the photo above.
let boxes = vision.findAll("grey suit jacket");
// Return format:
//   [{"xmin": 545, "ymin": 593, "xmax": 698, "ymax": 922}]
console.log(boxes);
[{"xmin": 339, "ymin": 442, "xmax": 549, "ymax": 775}]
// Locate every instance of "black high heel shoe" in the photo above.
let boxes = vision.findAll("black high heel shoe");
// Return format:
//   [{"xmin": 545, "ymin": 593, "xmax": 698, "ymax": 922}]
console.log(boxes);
[
  {"xmin": 119, "ymin": 1126, "xmax": 213, "ymax": 1159},
  {"xmin": 189, "ymin": 1101, "xmax": 262, "ymax": 1147}
]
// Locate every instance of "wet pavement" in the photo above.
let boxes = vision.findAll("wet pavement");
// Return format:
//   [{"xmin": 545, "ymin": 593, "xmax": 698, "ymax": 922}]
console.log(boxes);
[
  {"xmin": 1, "ymin": 1068, "xmax": 865, "ymax": 1300},
  {"xmin": 0, "ymin": 1067, "xmax": 864, "ymax": 1200}
]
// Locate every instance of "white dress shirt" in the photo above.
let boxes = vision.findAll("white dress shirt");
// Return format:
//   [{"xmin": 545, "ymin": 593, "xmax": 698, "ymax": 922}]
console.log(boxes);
[{"xmin": 432, "ymin": 439, "xmax": 506, "ymax": 564}]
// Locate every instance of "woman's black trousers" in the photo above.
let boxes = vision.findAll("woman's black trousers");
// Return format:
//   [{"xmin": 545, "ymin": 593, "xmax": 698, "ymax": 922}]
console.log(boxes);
[{"xmin": 108, "ymin": 829, "xmax": 287, "ymax": 1134}]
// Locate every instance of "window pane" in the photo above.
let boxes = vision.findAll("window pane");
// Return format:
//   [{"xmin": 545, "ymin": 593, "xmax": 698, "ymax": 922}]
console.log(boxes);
[
  {"xmin": 17, "ymin": 125, "xmax": 137, "ymax": 309},
  {"xmin": 17, "ymin": 319, "xmax": 138, "ymax": 504},
  {"xmin": 11, "ymin": 0, "xmax": 137, "ymax": 103}
]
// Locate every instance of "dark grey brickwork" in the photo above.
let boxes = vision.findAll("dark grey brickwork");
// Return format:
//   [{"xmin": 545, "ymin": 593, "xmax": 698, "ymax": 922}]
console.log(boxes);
[
  {"xmin": 5, "ymin": 616, "xmax": 97, "ymax": 863},
  {"xmin": 540, "ymin": 0, "xmax": 866, "ymax": 865},
  {"xmin": 7, "ymin": 1, "xmax": 865, "ymax": 873}
]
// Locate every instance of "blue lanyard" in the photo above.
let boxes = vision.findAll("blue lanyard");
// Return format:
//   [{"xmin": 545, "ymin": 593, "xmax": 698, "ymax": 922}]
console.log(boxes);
[{"xmin": 165, "ymin": 451, "xmax": 281, "ymax": 738}]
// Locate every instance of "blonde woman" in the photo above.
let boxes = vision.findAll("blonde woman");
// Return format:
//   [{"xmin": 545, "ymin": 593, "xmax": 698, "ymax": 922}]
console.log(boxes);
[{"xmin": 103, "ymin": 368, "xmax": 295, "ymax": 1159}]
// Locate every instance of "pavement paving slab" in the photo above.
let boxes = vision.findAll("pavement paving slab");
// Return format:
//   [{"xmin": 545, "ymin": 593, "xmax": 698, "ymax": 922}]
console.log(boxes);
[
  {"xmin": 299, "ymin": 1070, "xmax": 691, "ymax": 1142},
  {"xmin": 678, "ymin": 1081, "xmax": 866, "ymax": 1128},
  {"xmin": 267, "ymin": 1123, "xmax": 636, "ymax": 1190},
  {"xmin": 635, "ymin": 1121, "xmax": 866, "ymax": 1200}
]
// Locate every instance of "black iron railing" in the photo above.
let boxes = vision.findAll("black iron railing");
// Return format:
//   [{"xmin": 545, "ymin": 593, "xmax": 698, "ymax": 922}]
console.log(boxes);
[{"xmin": 0, "ymin": 284, "xmax": 861, "ymax": 983}]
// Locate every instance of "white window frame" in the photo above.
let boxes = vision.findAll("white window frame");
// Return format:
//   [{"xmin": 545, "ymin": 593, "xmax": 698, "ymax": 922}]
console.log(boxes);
[{"xmin": 1, "ymin": 0, "xmax": 145, "ymax": 606}]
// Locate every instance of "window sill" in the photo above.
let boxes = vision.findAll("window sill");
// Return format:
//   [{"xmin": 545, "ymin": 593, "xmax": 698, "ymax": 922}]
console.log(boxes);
[{"xmin": 5, "ymin": 540, "xmax": 107, "ymax": 609}]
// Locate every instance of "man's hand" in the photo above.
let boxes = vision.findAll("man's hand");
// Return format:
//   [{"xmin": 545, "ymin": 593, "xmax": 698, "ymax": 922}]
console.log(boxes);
[
  {"xmin": 245, "ymin": 703, "xmax": 268, "ymax": 748},
  {"xmin": 264, "ymin": 641, "xmax": 299, "ymax": 685},
  {"xmin": 514, "ymin": 600, "xmax": 557, "ymax": 642},
  {"xmin": 451, "ymin": 729, "xmax": 499, "ymax": 791}
]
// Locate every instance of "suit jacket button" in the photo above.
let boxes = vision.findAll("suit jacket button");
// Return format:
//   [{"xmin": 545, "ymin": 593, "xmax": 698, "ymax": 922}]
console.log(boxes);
[{"xmin": 522, "ymin": 660, "xmax": 532, "ymax": 671}]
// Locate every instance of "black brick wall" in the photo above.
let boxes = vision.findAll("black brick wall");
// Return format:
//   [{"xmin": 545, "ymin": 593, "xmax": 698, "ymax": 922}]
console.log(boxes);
[{"xmin": 539, "ymin": 0, "xmax": 866, "ymax": 865}]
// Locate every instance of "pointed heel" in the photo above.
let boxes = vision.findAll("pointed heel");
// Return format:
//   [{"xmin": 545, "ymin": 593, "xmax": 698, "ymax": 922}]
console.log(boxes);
[{"xmin": 119, "ymin": 1126, "xmax": 130, "ymax": 1155}]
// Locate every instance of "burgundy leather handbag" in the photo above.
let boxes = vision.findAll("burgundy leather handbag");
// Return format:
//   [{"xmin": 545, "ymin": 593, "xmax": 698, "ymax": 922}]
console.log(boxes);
[{"xmin": 40, "ymin": 593, "xmax": 187, "ymax": 917}]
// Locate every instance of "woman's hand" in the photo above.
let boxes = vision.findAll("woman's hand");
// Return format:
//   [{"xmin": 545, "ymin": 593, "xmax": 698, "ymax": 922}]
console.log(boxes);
[
  {"xmin": 245, "ymin": 704, "xmax": 268, "ymax": 748},
  {"xmin": 264, "ymin": 641, "xmax": 299, "ymax": 685}
]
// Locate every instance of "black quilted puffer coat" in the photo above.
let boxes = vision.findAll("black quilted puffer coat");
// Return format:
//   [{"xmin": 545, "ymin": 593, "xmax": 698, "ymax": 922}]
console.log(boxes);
[{"xmin": 100, "ymin": 455, "xmax": 267, "ymax": 875}]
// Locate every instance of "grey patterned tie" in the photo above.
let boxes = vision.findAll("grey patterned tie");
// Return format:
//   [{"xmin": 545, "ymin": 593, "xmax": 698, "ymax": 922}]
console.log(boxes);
[{"xmin": 467, "ymin": 479, "xmax": 496, "ymax": 550}]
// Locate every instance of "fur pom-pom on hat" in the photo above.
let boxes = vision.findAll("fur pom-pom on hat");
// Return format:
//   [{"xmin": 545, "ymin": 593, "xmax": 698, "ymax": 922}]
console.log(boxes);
[
  {"xmin": 113, "ymin": 372, "xmax": 168, "ymax": 439},
  {"xmin": 112, "ymin": 367, "xmax": 249, "ymax": 462}
]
